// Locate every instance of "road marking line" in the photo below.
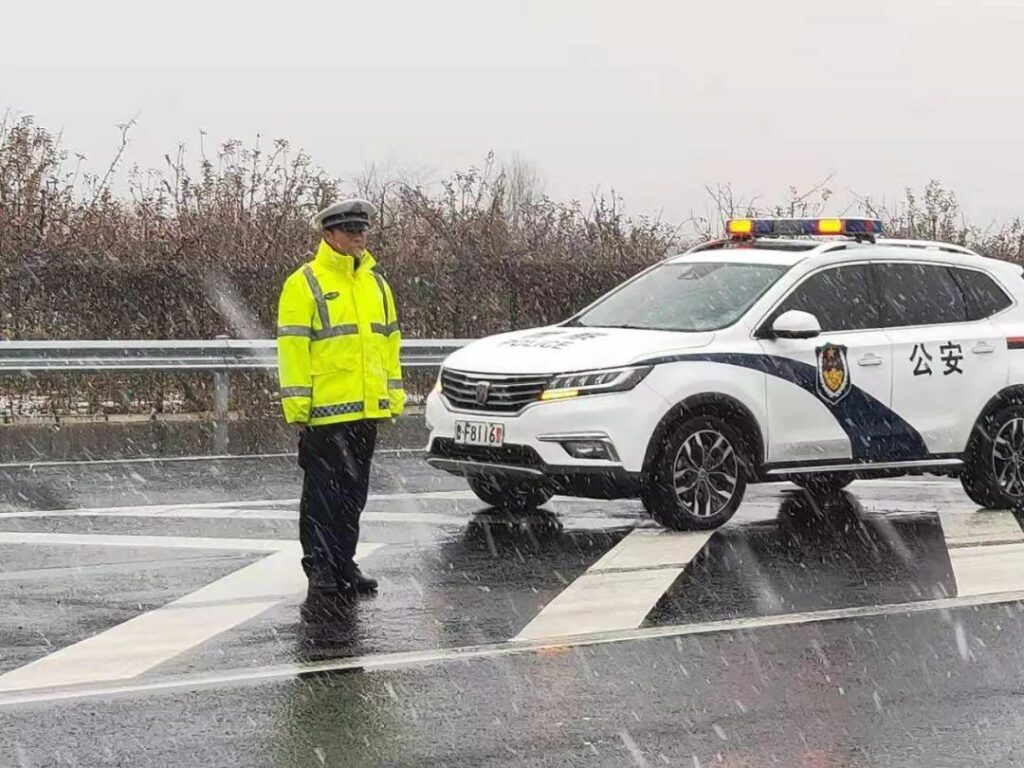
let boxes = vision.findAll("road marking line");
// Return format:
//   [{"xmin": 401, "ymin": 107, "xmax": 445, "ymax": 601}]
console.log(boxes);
[
  {"xmin": 0, "ymin": 509, "xmax": 519, "ymax": 527},
  {"xmin": 939, "ymin": 510, "xmax": 1024, "ymax": 547},
  {"xmin": 1, "ymin": 498, "xmax": 304, "ymax": 518},
  {"xmin": 514, "ymin": 529, "xmax": 712, "ymax": 641},
  {"xmin": 589, "ymin": 528, "xmax": 712, "ymax": 572},
  {"xmin": 0, "ymin": 493, "xmax": 644, "ymax": 524},
  {"xmin": 515, "ymin": 569, "xmax": 683, "ymax": 640},
  {"xmin": 0, "ymin": 554, "xmax": 252, "ymax": 582},
  {"xmin": 0, "ymin": 449, "xmax": 422, "ymax": 470},
  {"xmin": 938, "ymin": 511, "xmax": 1024, "ymax": 597},
  {"xmin": 948, "ymin": 542, "xmax": 1024, "ymax": 597},
  {"xmin": 0, "ymin": 494, "xmax": 465, "ymax": 519},
  {"xmin": 0, "ymin": 542, "xmax": 383, "ymax": 693},
  {"xmin": 0, "ymin": 507, "xmax": 301, "ymax": 521},
  {"xmin": 0, "ymin": 484, "xmax": 985, "ymax": 523},
  {"xmin": 4, "ymin": 587, "xmax": 1024, "ymax": 709},
  {"xmin": 0, "ymin": 531, "xmax": 291, "ymax": 552}
]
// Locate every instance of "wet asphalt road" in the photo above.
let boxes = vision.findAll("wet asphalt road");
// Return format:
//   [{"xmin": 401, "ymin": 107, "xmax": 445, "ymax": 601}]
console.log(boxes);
[{"xmin": 2, "ymin": 455, "xmax": 1024, "ymax": 767}]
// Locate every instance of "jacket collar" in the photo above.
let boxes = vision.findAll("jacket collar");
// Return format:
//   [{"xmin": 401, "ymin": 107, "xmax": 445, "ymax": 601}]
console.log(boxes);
[{"xmin": 313, "ymin": 240, "xmax": 377, "ymax": 276}]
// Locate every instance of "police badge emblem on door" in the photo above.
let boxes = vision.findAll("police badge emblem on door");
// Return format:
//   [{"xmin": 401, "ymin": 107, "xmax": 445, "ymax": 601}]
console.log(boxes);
[{"xmin": 816, "ymin": 343, "xmax": 851, "ymax": 404}]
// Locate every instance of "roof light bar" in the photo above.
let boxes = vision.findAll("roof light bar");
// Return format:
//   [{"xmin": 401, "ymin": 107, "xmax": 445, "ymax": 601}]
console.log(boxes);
[{"xmin": 725, "ymin": 218, "xmax": 884, "ymax": 240}]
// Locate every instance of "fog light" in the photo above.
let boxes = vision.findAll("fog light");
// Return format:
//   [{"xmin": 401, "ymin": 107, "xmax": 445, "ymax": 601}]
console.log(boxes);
[{"xmin": 562, "ymin": 440, "xmax": 617, "ymax": 461}]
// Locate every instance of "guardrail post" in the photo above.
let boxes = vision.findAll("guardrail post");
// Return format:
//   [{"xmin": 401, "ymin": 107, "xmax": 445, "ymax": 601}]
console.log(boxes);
[
  {"xmin": 212, "ymin": 371, "xmax": 229, "ymax": 454},
  {"xmin": 213, "ymin": 335, "xmax": 231, "ymax": 454}
]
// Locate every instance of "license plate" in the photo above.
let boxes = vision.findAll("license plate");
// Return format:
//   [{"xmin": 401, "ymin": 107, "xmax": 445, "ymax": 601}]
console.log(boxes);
[{"xmin": 454, "ymin": 420, "xmax": 505, "ymax": 447}]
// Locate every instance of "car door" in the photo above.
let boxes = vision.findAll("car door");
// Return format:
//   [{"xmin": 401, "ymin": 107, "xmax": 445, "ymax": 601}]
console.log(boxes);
[
  {"xmin": 880, "ymin": 262, "xmax": 1010, "ymax": 456},
  {"xmin": 758, "ymin": 263, "xmax": 894, "ymax": 465}
]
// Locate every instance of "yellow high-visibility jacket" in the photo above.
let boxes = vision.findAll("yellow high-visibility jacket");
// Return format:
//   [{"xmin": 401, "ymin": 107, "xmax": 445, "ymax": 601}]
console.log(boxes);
[{"xmin": 276, "ymin": 240, "xmax": 405, "ymax": 426}]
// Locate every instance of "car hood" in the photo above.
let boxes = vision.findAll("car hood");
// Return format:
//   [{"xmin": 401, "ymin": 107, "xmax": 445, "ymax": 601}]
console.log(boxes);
[{"xmin": 441, "ymin": 326, "xmax": 715, "ymax": 375}]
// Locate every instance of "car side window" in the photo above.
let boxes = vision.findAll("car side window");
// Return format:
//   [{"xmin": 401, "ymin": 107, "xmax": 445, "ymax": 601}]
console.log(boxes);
[
  {"xmin": 875, "ymin": 263, "xmax": 968, "ymax": 327},
  {"xmin": 773, "ymin": 265, "xmax": 881, "ymax": 332},
  {"xmin": 950, "ymin": 267, "xmax": 1013, "ymax": 320}
]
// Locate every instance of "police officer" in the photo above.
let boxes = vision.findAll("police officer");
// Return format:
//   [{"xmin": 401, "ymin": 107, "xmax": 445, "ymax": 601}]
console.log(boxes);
[{"xmin": 277, "ymin": 199, "xmax": 405, "ymax": 599}]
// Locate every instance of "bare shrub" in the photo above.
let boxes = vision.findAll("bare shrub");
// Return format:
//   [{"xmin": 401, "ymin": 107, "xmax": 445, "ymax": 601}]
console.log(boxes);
[{"xmin": 2, "ymin": 116, "xmax": 1022, "ymax": 419}]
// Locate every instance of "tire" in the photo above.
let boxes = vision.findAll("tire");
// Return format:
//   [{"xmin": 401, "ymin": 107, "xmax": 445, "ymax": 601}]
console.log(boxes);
[
  {"xmin": 468, "ymin": 475, "xmax": 553, "ymax": 512},
  {"xmin": 642, "ymin": 415, "xmax": 749, "ymax": 531},
  {"xmin": 791, "ymin": 473, "xmax": 854, "ymax": 497},
  {"xmin": 960, "ymin": 404, "xmax": 1024, "ymax": 509}
]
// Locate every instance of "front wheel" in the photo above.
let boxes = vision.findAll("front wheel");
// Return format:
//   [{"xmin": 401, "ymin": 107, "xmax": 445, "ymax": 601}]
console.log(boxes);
[
  {"xmin": 468, "ymin": 475, "xmax": 553, "ymax": 512},
  {"xmin": 960, "ymin": 405, "xmax": 1024, "ymax": 509},
  {"xmin": 642, "ymin": 415, "xmax": 749, "ymax": 531}
]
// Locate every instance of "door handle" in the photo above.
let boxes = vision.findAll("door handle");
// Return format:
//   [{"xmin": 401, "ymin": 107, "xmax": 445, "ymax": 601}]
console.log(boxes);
[
  {"xmin": 857, "ymin": 354, "xmax": 884, "ymax": 367},
  {"xmin": 972, "ymin": 342, "xmax": 995, "ymax": 355}
]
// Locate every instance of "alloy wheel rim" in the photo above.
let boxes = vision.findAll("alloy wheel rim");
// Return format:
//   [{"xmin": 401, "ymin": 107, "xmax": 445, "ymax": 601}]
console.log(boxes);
[
  {"xmin": 992, "ymin": 417, "xmax": 1024, "ymax": 498},
  {"xmin": 672, "ymin": 429, "xmax": 739, "ymax": 518}
]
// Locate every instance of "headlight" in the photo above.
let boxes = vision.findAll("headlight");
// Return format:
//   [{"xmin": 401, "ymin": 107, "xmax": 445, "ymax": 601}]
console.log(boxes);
[{"xmin": 540, "ymin": 366, "xmax": 652, "ymax": 401}]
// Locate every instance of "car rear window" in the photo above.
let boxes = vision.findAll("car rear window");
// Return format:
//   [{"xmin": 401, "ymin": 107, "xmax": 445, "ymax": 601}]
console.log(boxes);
[{"xmin": 950, "ymin": 267, "xmax": 1013, "ymax": 320}]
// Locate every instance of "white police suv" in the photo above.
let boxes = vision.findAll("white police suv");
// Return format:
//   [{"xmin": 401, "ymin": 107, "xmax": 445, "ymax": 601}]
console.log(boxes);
[{"xmin": 425, "ymin": 218, "xmax": 1024, "ymax": 530}]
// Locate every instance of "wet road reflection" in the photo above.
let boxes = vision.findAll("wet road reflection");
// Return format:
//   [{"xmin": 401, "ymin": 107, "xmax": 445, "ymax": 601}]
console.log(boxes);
[
  {"xmin": 6, "ymin": 471, "xmax": 1024, "ymax": 767},
  {"xmin": 647, "ymin": 491, "xmax": 957, "ymax": 626},
  {"xmin": 6, "ymin": 472, "xmax": 1024, "ymax": 698},
  {"xmin": 283, "ymin": 509, "xmax": 633, "ymax": 665}
]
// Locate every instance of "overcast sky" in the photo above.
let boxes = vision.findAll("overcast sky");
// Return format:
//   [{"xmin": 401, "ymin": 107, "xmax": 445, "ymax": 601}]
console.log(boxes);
[{"xmin": 4, "ymin": 0, "xmax": 1023, "ymax": 227}]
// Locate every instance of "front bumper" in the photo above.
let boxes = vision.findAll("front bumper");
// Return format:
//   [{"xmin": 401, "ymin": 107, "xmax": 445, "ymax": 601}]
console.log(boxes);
[{"xmin": 424, "ymin": 382, "xmax": 668, "ymax": 498}]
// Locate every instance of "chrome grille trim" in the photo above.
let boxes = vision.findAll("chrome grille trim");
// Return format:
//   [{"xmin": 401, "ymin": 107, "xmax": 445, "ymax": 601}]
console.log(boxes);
[{"xmin": 441, "ymin": 368, "xmax": 549, "ymax": 413}]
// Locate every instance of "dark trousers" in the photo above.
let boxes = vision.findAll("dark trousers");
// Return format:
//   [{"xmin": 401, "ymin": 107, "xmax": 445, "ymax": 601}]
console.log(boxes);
[{"xmin": 298, "ymin": 419, "xmax": 378, "ymax": 580}]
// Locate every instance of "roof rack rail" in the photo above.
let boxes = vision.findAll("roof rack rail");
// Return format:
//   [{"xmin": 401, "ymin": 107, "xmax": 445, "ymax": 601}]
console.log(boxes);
[
  {"xmin": 877, "ymin": 239, "xmax": 980, "ymax": 257},
  {"xmin": 686, "ymin": 239, "xmax": 732, "ymax": 254},
  {"xmin": 818, "ymin": 242, "xmax": 850, "ymax": 254}
]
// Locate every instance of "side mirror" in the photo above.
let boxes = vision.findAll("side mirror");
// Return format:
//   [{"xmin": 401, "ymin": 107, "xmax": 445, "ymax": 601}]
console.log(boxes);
[{"xmin": 765, "ymin": 309, "xmax": 821, "ymax": 339}]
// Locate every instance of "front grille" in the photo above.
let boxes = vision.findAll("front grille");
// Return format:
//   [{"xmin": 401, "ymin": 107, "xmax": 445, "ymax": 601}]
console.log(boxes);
[
  {"xmin": 441, "ymin": 368, "xmax": 548, "ymax": 413},
  {"xmin": 430, "ymin": 438, "xmax": 542, "ymax": 467}
]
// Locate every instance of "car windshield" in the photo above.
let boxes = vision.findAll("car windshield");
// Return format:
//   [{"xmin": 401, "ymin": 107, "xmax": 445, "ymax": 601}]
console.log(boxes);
[{"xmin": 572, "ymin": 261, "xmax": 789, "ymax": 332}]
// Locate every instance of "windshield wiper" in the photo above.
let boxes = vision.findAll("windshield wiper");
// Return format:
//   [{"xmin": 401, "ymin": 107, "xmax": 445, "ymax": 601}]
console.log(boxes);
[{"xmin": 575, "ymin": 323, "xmax": 689, "ymax": 332}]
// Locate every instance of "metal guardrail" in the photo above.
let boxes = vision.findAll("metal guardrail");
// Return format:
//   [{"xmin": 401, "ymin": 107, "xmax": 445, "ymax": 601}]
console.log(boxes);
[
  {"xmin": 0, "ymin": 338, "xmax": 470, "ymax": 372},
  {"xmin": 0, "ymin": 338, "xmax": 470, "ymax": 452}
]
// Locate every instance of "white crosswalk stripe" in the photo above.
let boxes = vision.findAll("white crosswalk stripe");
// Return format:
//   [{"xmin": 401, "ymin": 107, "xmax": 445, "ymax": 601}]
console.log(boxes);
[
  {"xmin": 938, "ymin": 509, "xmax": 1024, "ymax": 546},
  {"xmin": 517, "ymin": 507, "xmax": 1024, "ymax": 643},
  {"xmin": 514, "ymin": 529, "xmax": 713, "ymax": 641},
  {"xmin": 4, "ymin": 487, "xmax": 1024, "ymax": 698},
  {"xmin": 938, "ymin": 510, "xmax": 1024, "ymax": 596},
  {"xmin": 0, "ymin": 533, "xmax": 383, "ymax": 693},
  {"xmin": 947, "ymin": 543, "xmax": 1024, "ymax": 597}
]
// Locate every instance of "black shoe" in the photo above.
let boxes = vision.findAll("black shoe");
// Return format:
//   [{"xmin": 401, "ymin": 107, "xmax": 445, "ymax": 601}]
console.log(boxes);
[
  {"xmin": 306, "ymin": 569, "xmax": 340, "ymax": 598},
  {"xmin": 301, "ymin": 590, "xmax": 356, "ymax": 622},
  {"xmin": 341, "ymin": 564, "xmax": 378, "ymax": 594}
]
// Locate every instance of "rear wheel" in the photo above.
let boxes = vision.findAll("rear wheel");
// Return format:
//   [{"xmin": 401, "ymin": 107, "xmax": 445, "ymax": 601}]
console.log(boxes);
[
  {"xmin": 642, "ymin": 415, "xmax": 748, "ymax": 531},
  {"xmin": 960, "ymin": 405, "xmax": 1024, "ymax": 509},
  {"xmin": 468, "ymin": 475, "xmax": 553, "ymax": 512},
  {"xmin": 791, "ymin": 473, "xmax": 854, "ymax": 497}
]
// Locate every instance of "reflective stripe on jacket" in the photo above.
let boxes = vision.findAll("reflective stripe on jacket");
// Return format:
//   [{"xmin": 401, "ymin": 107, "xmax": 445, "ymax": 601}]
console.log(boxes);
[{"xmin": 276, "ymin": 240, "xmax": 405, "ymax": 426}]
